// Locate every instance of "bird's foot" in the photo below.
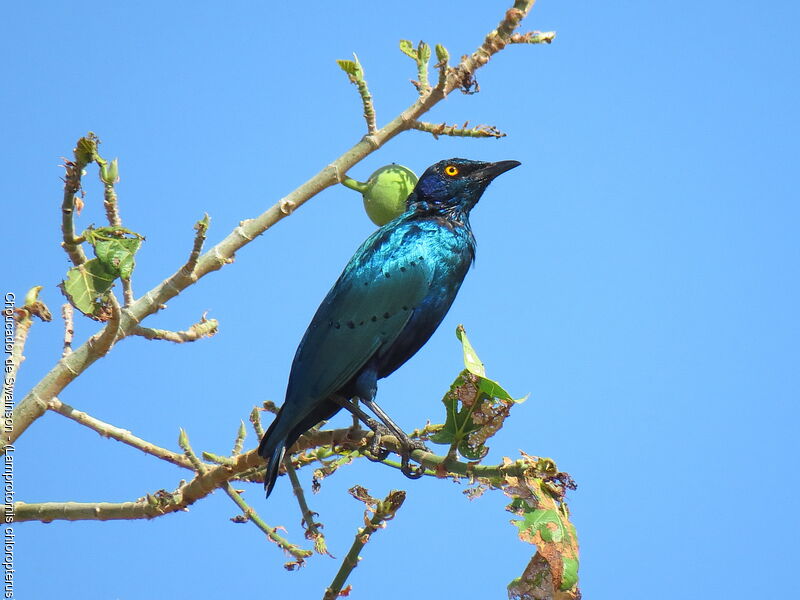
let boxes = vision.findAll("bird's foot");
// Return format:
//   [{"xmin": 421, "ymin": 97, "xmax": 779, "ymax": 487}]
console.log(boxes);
[
  {"xmin": 364, "ymin": 424, "xmax": 391, "ymax": 462},
  {"xmin": 400, "ymin": 452, "xmax": 425, "ymax": 479}
]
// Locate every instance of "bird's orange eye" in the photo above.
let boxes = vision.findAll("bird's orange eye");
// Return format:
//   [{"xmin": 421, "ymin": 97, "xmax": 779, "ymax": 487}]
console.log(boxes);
[{"xmin": 444, "ymin": 165, "xmax": 459, "ymax": 177}]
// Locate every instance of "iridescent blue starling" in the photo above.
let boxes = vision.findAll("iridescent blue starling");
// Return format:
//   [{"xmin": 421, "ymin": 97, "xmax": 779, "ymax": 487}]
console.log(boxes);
[{"xmin": 259, "ymin": 158, "xmax": 520, "ymax": 496}]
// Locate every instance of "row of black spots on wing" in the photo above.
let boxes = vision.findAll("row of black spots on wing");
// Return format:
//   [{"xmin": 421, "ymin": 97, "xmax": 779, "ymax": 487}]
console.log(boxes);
[
  {"xmin": 399, "ymin": 257, "xmax": 423, "ymax": 274},
  {"xmin": 333, "ymin": 315, "xmax": 393, "ymax": 329}
]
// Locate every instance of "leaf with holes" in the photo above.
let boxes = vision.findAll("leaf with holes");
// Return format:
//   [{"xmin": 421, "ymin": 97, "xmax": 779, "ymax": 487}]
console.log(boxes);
[
  {"xmin": 431, "ymin": 326, "xmax": 525, "ymax": 460},
  {"xmin": 506, "ymin": 472, "xmax": 580, "ymax": 598},
  {"xmin": 93, "ymin": 236, "xmax": 142, "ymax": 279},
  {"xmin": 59, "ymin": 259, "xmax": 116, "ymax": 319},
  {"xmin": 85, "ymin": 226, "xmax": 144, "ymax": 280}
]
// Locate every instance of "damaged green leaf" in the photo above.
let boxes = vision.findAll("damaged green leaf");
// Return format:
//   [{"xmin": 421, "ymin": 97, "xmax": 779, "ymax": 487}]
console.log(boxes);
[
  {"xmin": 84, "ymin": 226, "xmax": 144, "ymax": 280},
  {"xmin": 505, "ymin": 461, "xmax": 580, "ymax": 598},
  {"xmin": 431, "ymin": 326, "xmax": 525, "ymax": 460},
  {"xmin": 59, "ymin": 259, "xmax": 116, "ymax": 320}
]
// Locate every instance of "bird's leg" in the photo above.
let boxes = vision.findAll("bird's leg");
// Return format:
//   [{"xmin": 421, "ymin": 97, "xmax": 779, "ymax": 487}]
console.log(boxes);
[
  {"xmin": 359, "ymin": 397, "xmax": 429, "ymax": 480},
  {"xmin": 332, "ymin": 395, "xmax": 389, "ymax": 461},
  {"xmin": 346, "ymin": 398, "xmax": 363, "ymax": 436},
  {"xmin": 360, "ymin": 397, "xmax": 430, "ymax": 453}
]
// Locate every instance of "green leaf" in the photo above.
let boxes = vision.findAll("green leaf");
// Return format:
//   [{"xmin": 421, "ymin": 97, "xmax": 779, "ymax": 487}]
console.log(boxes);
[
  {"xmin": 94, "ymin": 237, "xmax": 142, "ymax": 279},
  {"xmin": 195, "ymin": 213, "xmax": 210, "ymax": 233},
  {"xmin": 561, "ymin": 557, "xmax": 579, "ymax": 591},
  {"xmin": 456, "ymin": 324, "xmax": 485, "ymax": 376},
  {"xmin": 74, "ymin": 132, "xmax": 99, "ymax": 165},
  {"xmin": 59, "ymin": 259, "xmax": 116, "ymax": 319},
  {"xmin": 336, "ymin": 56, "xmax": 362, "ymax": 79},
  {"xmin": 514, "ymin": 508, "xmax": 566, "ymax": 544},
  {"xmin": 431, "ymin": 326, "xmax": 525, "ymax": 460},
  {"xmin": 399, "ymin": 39, "xmax": 417, "ymax": 60},
  {"xmin": 504, "ymin": 470, "xmax": 580, "ymax": 595},
  {"xmin": 100, "ymin": 158, "xmax": 119, "ymax": 184},
  {"xmin": 84, "ymin": 226, "xmax": 144, "ymax": 280}
]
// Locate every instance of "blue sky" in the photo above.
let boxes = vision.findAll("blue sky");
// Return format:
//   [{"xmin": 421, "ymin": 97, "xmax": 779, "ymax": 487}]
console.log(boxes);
[{"xmin": 5, "ymin": 1, "xmax": 799, "ymax": 598}]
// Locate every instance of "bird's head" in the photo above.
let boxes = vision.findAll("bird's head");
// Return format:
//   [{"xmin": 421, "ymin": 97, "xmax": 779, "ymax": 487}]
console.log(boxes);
[{"xmin": 408, "ymin": 158, "xmax": 521, "ymax": 217}]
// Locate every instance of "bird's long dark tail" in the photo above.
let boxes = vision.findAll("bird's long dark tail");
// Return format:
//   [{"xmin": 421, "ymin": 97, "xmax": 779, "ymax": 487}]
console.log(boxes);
[
  {"xmin": 258, "ymin": 399, "xmax": 342, "ymax": 497},
  {"xmin": 258, "ymin": 414, "xmax": 288, "ymax": 498}
]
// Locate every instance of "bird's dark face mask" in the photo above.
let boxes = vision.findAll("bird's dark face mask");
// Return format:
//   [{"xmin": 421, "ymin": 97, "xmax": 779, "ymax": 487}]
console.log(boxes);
[{"xmin": 412, "ymin": 158, "xmax": 521, "ymax": 214}]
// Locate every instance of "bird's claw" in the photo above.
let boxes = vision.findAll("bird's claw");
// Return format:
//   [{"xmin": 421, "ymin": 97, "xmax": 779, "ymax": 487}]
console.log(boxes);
[
  {"xmin": 365, "ymin": 445, "xmax": 390, "ymax": 462},
  {"xmin": 364, "ymin": 425, "xmax": 391, "ymax": 462},
  {"xmin": 400, "ymin": 453, "xmax": 425, "ymax": 479}
]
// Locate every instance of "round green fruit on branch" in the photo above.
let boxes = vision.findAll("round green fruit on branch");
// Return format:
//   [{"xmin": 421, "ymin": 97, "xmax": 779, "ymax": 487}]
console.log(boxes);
[{"xmin": 342, "ymin": 164, "xmax": 418, "ymax": 226}]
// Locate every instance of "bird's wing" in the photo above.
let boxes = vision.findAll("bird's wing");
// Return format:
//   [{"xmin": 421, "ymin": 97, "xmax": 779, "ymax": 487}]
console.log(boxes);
[{"xmin": 285, "ymin": 224, "xmax": 432, "ymax": 420}]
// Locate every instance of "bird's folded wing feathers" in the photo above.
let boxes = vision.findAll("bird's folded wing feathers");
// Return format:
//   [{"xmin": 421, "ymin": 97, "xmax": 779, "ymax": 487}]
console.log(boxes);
[{"xmin": 286, "ymin": 241, "xmax": 432, "ymax": 412}]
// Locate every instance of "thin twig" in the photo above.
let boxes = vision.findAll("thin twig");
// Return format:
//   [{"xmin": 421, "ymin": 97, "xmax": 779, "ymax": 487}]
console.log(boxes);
[
  {"xmin": 232, "ymin": 420, "xmax": 246, "ymax": 456},
  {"xmin": 96, "ymin": 157, "xmax": 135, "ymax": 306},
  {"xmin": 337, "ymin": 54, "xmax": 377, "ymax": 134},
  {"xmin": 178, "ymin": 428, "xmax": 208, "ymax": 473},
  {"xmin": 98, "ymin": 157, "xmax": 122, "ymax": 228},
  {"xmin": 410, "ymin": 120, "xmax": 506, "ymax": 139},
  {"xmin": 182, "ymin": 214, "xmax": 210, "ymax": 277},
  {"xmin": 48, "ymin": 397, "xmax": 192, "ymax": 469},
  {"xmin": 60, "ymin": 135, "xmax": 97, "ymax": 266},
  {"xmin": 400, "ymin": 40, "xmax": 432, "ymax": 95},
  {"xmin": 434, "ymin": 44, "xmax": 450, "ymax": 91},
  {"xmin": 224, "ymin": 483, "xmax": 313, "ymax": 565},
  {"xmin": 250, "ymin": 406, "xmax": 265, "ymax": 438},
  {"xmin": 6, "ymin": 288, "xmax": 52, "ymax": 397},
  {"xmin": 323, "ymin": 488, "xmax": 406, "ymax": 600},
  {"xmin": 130, "ymin": 316, "xmax": 218, "ymax": 343},
  {"xmin": 284, "ymin": 457, "xmax": 329, "ymax": 555}
]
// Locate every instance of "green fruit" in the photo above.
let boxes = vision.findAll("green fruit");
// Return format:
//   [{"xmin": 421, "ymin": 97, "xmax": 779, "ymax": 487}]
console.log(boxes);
[{"xmin": 342, "ymin": 164, "xmax": 418, "ymax": 226}]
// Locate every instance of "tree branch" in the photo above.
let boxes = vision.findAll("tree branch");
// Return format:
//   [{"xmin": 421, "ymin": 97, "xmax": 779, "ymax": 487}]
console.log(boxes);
[
  {"xmin": 130, "ymin": 316, "xmax": 218, "ymax": 343},
  {"xmin": 285, "ymin": 456, "xmax": 329, "ymax": 555},
  {"xmin": 410, "ymin": 120, "xmax": 506, "ymax": 139},
  {"xmin": 47, "ymin": 397, "xmax": 191, "ymax": 469},
  {"xmin": 60, "ymin": 137, "xmax": 94, "ymax": 266},
  {"xmin": 11, "ymin": 426, "xmax": 546, "ymax": 524},
  {"xmin": 182, "ymin": 214, "xmax": 210, "ymax": 277},
  {"xmin": 224, "ymin": 482, "xmax": 313, "ymax": 565},
  {"xmin": 6, "ymin": 287, "xmax": 52, "ymax": 400}
]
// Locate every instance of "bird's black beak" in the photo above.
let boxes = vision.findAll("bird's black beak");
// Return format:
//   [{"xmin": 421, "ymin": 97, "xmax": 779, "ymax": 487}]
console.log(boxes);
[{"xmin": 475, "ymin": 160, "xmax": 521, "ymax": 182}]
